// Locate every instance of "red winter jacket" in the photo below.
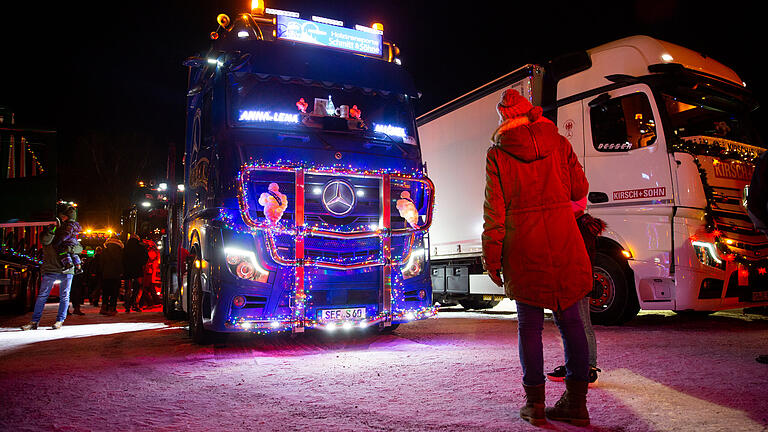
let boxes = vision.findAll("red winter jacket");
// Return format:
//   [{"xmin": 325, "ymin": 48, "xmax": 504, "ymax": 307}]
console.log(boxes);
[{"xmin": 482, "ymin": 116, "xmax": 592, "ymax": 311}]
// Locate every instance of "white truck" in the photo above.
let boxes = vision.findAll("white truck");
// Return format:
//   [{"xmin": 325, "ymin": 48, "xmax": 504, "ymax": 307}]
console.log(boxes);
[{"xmin": 418, "ymin": 35, "xmax": 768, "ymax": 324}]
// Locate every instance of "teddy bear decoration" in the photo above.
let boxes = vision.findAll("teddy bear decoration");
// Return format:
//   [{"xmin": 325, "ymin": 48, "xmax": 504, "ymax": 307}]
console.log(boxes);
[
  {"xmin": 258, "ymin": 182, "xmax": 288, "ymax": 225},
  {"xmin": 396, "ymin": 191, "xmax": 420, "ymax": 229}
]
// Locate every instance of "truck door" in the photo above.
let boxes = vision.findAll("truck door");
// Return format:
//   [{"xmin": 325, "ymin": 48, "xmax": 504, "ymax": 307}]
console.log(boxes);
[{"xmin": 582, "ymin": 83, "xmax": 674, "ymax": 271}]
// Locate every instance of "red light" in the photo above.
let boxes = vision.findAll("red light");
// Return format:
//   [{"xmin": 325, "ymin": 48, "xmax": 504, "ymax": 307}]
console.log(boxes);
[
  {"xmin": 739, "ymin": 269, "xmax": 749, "ymax": 277},
  {"xmin": 759, "ymin": 268, "xmax": 767, "ymax": 275},
  {"xmin": 724, "ymin": 254, "xmax": 735, "ymax": 262},
  {"xmin": 712, "ymin": 230, "xmax": 722, "ymax": 237}
]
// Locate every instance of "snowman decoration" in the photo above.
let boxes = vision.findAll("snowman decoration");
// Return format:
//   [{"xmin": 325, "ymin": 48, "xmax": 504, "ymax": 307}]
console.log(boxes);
[
  {"xmin": 258, "ymin": 182, "xmax": 288, "ymax": 225},
  {"xmin": 396, "ymin": 191, "xmax": 420, "ymax": 229}
]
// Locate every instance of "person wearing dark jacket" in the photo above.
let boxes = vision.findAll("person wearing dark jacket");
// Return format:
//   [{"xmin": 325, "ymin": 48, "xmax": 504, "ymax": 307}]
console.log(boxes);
[
  {"xmin": 482, "ymin": 89, "xmax": 592, "ymax": 426},
  {"xmin": 21, "ymin": 204, "xmax": 83, "ymax": 330},
  {"xmin": 99, "ymin": 236, "xmax": 124, "ymax": 315},
  {"xmin": 123, "ymin": 235, "xmax": 149, "ymax": 312}
]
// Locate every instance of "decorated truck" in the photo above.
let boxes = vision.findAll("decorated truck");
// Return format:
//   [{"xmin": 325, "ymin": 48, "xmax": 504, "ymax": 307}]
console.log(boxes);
[
  {"xmin": 162, "ymin": 2, "xmax": 435, "ymax": 342},
  {"xmin": 418, "ymin": 35, "xmax": 767, "ymax": 324}
]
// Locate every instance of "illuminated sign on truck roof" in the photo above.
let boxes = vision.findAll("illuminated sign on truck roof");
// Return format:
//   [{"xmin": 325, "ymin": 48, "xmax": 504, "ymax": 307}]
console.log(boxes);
[{"xmin": 276, "ymin": 15, "xmax": 383, "ymax": 57}]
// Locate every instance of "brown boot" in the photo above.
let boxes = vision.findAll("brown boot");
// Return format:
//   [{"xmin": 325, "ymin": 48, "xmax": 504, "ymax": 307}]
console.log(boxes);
[
  {"xmin": 520, "ymin": 383, "xmax": 546, "ymax": 426},
  {"xmin": 545, "ymin": 379, "xmax": 589, "ymax": 426}
]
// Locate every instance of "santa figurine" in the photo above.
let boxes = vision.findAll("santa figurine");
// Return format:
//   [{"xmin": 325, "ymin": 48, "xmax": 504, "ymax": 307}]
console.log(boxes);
[
  {"xmin": 396, "ymin": 191, "xmax": 420, "ymax": 229},
  {"xmin": 258, "ymin": 182, "xmax": 288, "ymax": 225},
  {"xmin": 296, "ymin": 98, "xmax": 308, "ymax": 114},
  {"xmin": 349, "ymin": 105, "xmax": 361, "ymax": 119}
]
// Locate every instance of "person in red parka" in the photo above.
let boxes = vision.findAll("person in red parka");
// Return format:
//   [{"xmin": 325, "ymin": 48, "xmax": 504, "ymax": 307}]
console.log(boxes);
[{"xmin": 482, "ymin": 89, "xmax": 592, "ymax": 426}]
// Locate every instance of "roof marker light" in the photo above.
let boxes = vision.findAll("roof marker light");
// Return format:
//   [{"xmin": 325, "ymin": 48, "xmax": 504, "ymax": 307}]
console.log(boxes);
[
  {"xmin": 265, "ymin": 8, "xmax": 299, "ymax": 18},
  {"xmin": 311, "ymin": 16, "xmax": 343, "ymax": 26},
  {"xmin": 355, "ymin": 24, "xmax": 384, "ymax": 35},
  {"xmin": 661, "ymin": 53, "xmax": 674, "ymax": 62}
]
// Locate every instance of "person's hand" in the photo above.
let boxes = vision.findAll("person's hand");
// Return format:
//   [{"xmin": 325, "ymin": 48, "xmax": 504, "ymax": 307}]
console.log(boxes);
[{"xmin": 487, "ymin": 267, "xmax": 503, "ymax": 287}]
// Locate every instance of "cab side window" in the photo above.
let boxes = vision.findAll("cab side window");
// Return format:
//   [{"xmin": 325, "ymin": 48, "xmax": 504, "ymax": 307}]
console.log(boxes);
[{"xmin": 591, "ymin": 93, "xmax": 657, "ymax": 152}]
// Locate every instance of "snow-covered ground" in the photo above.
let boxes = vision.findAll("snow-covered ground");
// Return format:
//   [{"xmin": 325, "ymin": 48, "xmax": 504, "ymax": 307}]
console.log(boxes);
[{"xmin": 1, "ymin": 302, "xmax": 767, "ymax": 431}]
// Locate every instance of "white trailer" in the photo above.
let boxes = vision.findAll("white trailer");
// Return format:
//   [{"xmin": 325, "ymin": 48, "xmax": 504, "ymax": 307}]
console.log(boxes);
[{"xmin": 418, "ymin": 35, "xmax": 768, "ymax": 323}]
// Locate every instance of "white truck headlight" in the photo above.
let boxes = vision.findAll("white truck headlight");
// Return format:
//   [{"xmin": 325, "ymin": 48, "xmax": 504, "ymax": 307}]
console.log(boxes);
[
  {"xmin": 401, "ymin": 248, "xmax": 425, "ymax": 279},
  {"xmin": 224, "ymin": 247, "xmax": 270, "ymax": 283},
  {"xmin": 691, "ymin": 241, "xmax": 724, "ymax": 270}
]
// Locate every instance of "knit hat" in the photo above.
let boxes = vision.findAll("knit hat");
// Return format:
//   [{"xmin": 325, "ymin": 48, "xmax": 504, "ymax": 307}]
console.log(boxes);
[
  {"xmin": 497, "ymin": 89, "xmax": 543, "ymax": 122},
  {"xmin": 57, "ymin": 203, "xmax": 77, "ymax": 221}
]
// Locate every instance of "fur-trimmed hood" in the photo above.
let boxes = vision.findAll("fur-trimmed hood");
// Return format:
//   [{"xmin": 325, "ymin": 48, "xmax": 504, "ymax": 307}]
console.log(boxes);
[{"xmin": 491, "ymin": 116, "xmax": 559, "ymax": 163}]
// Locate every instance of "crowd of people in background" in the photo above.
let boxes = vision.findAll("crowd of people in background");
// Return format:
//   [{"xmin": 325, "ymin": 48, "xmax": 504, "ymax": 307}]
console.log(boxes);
[
  {"xmin": 20, "ymin": 202, "xmax": 161, "ymax": 330},
  {"xmin": 79, "ymin": 233, "xmax": 159, "ymax": 316}
]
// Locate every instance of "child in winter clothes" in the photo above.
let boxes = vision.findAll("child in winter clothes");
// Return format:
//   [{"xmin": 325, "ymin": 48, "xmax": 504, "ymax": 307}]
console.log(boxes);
[{"xmin": 52, "ymin": 205, "xmax": 83, "ymax": 274}]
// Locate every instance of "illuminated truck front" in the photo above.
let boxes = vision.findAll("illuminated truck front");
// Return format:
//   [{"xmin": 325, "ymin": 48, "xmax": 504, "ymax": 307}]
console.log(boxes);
[
  {"xmin": 653, "ymin": 68, "xmax": 768, "ymax": 307},
  {"xmin": 214, "ymin": 58, "xmax": 435, "ymax": 333}
]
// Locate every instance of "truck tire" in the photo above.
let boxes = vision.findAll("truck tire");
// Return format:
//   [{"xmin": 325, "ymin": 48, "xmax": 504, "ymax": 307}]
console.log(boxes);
[
  {"xmin": 589, "ymin": 252, "xmax": 639, "ymax": 325},
  {"xmin": 460, "ymin": 296, "xmax": 500, "ymax": 310},
  {"xmin": 162, "ymin": 267, "xmax": 185, "ymax": 320},
  {"xmin": 188, "ymin": 266, "xmax": 214, "ymax": 344}
]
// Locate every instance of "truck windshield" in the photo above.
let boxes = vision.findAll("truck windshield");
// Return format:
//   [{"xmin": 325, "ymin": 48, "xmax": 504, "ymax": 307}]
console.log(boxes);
[
  {"xmin": 659, "ymin": 79, "xmax": 762, "ymax": 147},
  {"xmin": 228, "ymin": 73, "xmax": 416, "ymax": 143}
]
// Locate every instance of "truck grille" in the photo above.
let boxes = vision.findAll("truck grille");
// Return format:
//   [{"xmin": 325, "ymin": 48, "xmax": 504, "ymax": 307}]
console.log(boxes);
[
  {"xmin": 710, "ymin": 186, "xmax": 768, "ymax": 260},
  {"xmin": 271, "ymin": 234, "xmax": 411, "ymax": 266}
]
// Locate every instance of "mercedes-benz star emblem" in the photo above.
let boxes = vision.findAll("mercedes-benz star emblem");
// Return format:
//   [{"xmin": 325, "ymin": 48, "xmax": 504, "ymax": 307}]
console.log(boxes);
[{"xmin": 322, "ymin": 179, "xmax": 356, "ymax": 216}]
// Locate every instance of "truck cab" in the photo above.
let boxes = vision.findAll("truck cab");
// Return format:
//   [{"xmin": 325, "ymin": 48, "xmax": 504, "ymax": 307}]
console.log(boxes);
[
  {"xmin": 557, "ymin": 36, "xmax": 766, "ymax": 323},
  {"xmin": 418, "ymin": 36, "xmax": 767, "ymax": 324},
  {"xmin": 164, "ymin": 5, "xmax": 435, "ymax": 342}
]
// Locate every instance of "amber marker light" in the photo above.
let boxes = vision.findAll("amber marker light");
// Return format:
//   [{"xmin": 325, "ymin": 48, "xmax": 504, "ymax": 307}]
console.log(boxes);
[
  {"xmin": 251, "ymin": 0, "xmax": 265, "ymax": 16},
  {"xmin": 621, "ymin": 249, "xmax": 633, "ymax": 259}
]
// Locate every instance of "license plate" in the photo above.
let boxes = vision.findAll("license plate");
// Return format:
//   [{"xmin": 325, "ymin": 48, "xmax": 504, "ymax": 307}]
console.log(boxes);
[
  {"xmin": 318, "ymin": 307, "xmax": 366, "ymax": 322},
  {"xmin": 752, "ymin": 291, "xmax": 768, "ymax": 302}
]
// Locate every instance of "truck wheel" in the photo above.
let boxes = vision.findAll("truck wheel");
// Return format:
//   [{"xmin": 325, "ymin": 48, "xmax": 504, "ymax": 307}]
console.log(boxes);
[
  {"xmin": 163, "ymin": 268, "xmax": 186, "ymax": 320},
  {"xmin": 460, "ymin": 296, "xmax": 500, "ymax": 310},
  {"xmin": 589, "ymin": 252, "xmax": 639, "ymax": 325},
  {"xmin": 188, "ymin": 266, "xmax": 214, "ymax": 344}
]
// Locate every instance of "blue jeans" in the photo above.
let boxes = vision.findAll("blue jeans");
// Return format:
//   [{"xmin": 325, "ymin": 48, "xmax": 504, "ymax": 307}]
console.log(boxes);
[
  {"xmin": 517, "ymin": 300, "xmax": 589, "ymax": 386},
  {"xmin": 578, "ymin": 296, "xmax": 598, "ymax": 367},
  {"xmin": 31, "ymin": 273, "xmax": 74, "ymax": 323}
]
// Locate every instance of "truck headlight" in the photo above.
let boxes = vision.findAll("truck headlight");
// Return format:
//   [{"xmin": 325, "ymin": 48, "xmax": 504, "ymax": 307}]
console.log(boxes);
[
  {"xmin": 401, "ymin": 248, "xmax": 425, "ymax": 279},
  {"xmin": 691, "ymin": 241, "xmax": 725, "ymax": 270},
  {"xmin": 224, "ymin": 247, "xmax": 270, "ymax": 283}
]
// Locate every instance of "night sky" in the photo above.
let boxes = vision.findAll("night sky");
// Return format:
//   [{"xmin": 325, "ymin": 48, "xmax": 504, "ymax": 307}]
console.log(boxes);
[{"xmin": 1, "ymin": 0, "xmax": 765, "ymax": 226}]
